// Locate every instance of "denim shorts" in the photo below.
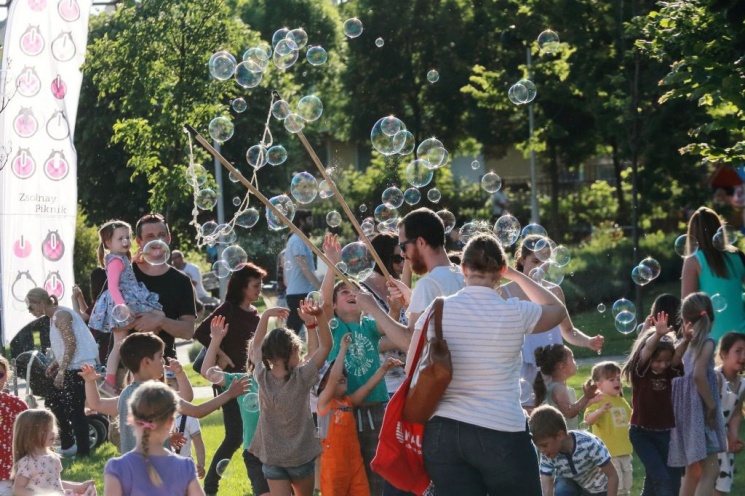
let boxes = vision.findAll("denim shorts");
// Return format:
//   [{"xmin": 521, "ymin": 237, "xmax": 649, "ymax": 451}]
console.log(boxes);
[{"xmin": 262, "ymin": 459, "xmax": 315, "ymax": 481}]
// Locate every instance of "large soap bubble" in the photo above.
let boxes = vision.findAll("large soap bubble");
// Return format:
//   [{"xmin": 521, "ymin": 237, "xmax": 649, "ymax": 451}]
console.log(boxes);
[
  {"xmin": 382, "ymin": 187, "xmax": 405, "ymax": 209},
  {"xmin": 343, "ymin": 18, "xmax": 364, "ymax": 38},
  {"xmin": 436, "ymin": 210, "xmax": 456, "ymax": 235},
  {"xmin": 141, "ymin": 240, "xmax": 169, "ymax": 265},
  {"xmin": 427, "ymin": 69, "xmax": 440, "ymax": 83},
  {"xmin": 242, "ymin": 48, "xmax": 270, "ymax": 71},
  {"xmin": 374, "ymin": 204, "xmax": 398, "ymax": 224},
  {"xmin": 612, "ymin": 298, "xmax": 636, "ymax": 318},
  {"xmin": 405, "ymin": 159, "xmax": 434, "ymax": 188},
  {"xmin": 290, "ymin": 172, "xmax": 319, "ymax": 204},
  {"xmin": 403, "ymin": 188, "xmax": 421, "ymax": 205},
  {"xmin": 481, "ymin": 172, "xmax": 502, "ymax": 193},
  {"xmin": 266, "ymin": 194, "xmax": 296, "ymax": 231},
  {"xmin": 284, "ymin": 114, "xmax": 305, "ymax": 133},
  {"xmin": 306, "ymin": 46, "xmax": 328, "ymax": 66},
  {"xmin": 296, "ymin": 95, "xmax": 323, "ymax": 122},
  {"xmin": 341, "ymin": 242, "xmax": 375, "ymax": 279},
  {"xmin": 371, "ymin": 117, "xmax": 407, "ymax": 155},
  {"xmin": 195, "ymin": 188, "xmax": 218, "ymax": 210},
  {"xmin": 272, "ymin": 100, "xmax": 291, "ymax": 120},
  {"xmin": 273, "ymin": 40, "xmax": 299, "ymax": 70},
  {"xmin": 493, "ymin": 215, "xmax": 521, "ymax": 247},
  {"xmin": 427, "ymin": 188, "xmax": 442, "ymax": 203},
  {"xmin": 246, "ymin": 144, "xmax": 268, "ymax": 170},
  {"xmin": 674, "ymin": 234, "xmax": 699, "ymax": 258},
  {"xmin": 208, "ymin": 117, "xmax": 234, "ymax": 143},
  {"xmin": 638, "ymin": 257, "xmax": 661, "ymax": 280},
  {"xmin": 112, "ymin": 304, "xmax": 132, "ymax": 324},
  {"xmin": 236, "ymin": 208, "xmax": 260, "ymax": 228},
  {"xmin": 231, "ymin": 98, "xmax": 247, "ymax": 113},
  {"xmin": 286, "ymin": 28, "xmax": 308, "ymax": 50},
  {"xmin": 208, "ymin": 51, "xmax": 236, "ymax": 80},
  {"xmin": 538, "ymin": 29, "xmax": 560, "ymax": 53},
  {"xmin": 222, "ymin": 245, "xmax": 247, "ymax": 271},
  {"xmin": 417, "ymin": 138, "xmax": 448, "ymax": 169},
  {"xmin": 267, "ymin": 145, "xmax": 288, "ymax": 166},
  {"xmin": 326, "ymin": 211, "xmax": 342, "ymax": 228},
  {"xmin": 234, "ymin": 61, "xmax": 263, "ymax": 88}
]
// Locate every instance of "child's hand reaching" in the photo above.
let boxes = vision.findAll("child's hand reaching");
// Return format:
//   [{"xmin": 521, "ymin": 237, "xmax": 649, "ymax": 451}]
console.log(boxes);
[
  {"xmin": 323, "ymin": 233, "xmax": 342, "ymax": 265},
  {"xmin": 339, "ymin": 333, "xmax": 352, "ymax": 352},
  {"xmin": 226, "ymin": 374, "xmax": 251, "ymax": 398},
  {"xmin": 652, "ymin": 311, "xmax": 670, "ymax": 337},
  {"xmin": 210, "ymin": 315, "xmax": 229, "ymax": 341},
  {"xmin": 264, "ymin": 306, "xmax": 291, "ymax": 321},
  {"xmin": 165, "ymin": 358, "xmax": 183, "ymax": 376},
  {"xmin": 78, "ymin": 364, "xmax": 101, "ymax": 383},
  {"xmin": 582, "ymin": 379, "xmax": 600, "ymax": 401},
  {"xmin": 299, "ymin": 299, "xmax": 323, "ymax": 317},
  {"xmin": 381, "ymin": 356, "xmax": 404, "ymax": 372}
]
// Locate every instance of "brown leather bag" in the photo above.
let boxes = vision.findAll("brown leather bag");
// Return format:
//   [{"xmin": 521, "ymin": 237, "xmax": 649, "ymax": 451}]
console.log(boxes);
[{"xmin": 403, "ymin": 298, "xmax": 452, "ymax": 424}]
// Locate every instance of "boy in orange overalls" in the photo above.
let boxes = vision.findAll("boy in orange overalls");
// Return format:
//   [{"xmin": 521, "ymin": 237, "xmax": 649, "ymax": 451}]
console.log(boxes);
[{"xmin": 316, "ymin": 333, "xmax": 402, "ymax": 496}]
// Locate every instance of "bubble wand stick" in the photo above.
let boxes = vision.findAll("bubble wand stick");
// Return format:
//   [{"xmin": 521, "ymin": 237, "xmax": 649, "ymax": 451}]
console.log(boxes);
[
  {"xmin": 183, "ymin": 123, "xmax": 354, "ymax": 287},
  {"xmin": 272, "ymin": 90, "xmax": 395, "ymax": 284}
]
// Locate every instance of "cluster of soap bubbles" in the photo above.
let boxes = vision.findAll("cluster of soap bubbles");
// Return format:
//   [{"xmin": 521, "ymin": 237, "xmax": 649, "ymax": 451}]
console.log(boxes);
[
  {"xmin": 271, "ymin": 95, "xmax": 324, "ymax": 134},
  {"xmin": 674, "ymin": 234, "xmax": 698, "ymax": 258},
  {"xmin": 631, "ymin": 257, "xmax": 661, "ymax": 286},
  {"xmin": 370, "ymin": 116, "xmax": 414, "ymax": 156},
  {"xmin": 612, "ymin": 298, "xmax": 637, "ymax": 334},
  {"xmin": 507, "ymin": 79, "xmax": 537, "ymax": 105}
]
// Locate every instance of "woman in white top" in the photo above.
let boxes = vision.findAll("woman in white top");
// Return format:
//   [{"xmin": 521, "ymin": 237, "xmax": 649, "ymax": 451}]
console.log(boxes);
[
  {"xmin": 417, "ymin": 233, "xmax": 567, "ymax": 496},
  {"xmin": 25, "ymin": 287, "xmax": 99, "ymax": 457}
]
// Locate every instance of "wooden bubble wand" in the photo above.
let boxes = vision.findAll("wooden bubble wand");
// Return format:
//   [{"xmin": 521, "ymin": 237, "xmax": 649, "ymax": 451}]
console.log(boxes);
[
  {"xmin": 183, "ymin": 123, "xmax": 354, "ymax": 287},
  {"xmin": 272, "ymin": 90, "xmax": 396, "ymax": 284}
]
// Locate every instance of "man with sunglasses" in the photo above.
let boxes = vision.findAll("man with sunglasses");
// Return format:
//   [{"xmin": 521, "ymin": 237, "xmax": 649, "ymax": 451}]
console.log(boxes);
[
  {"xmin": 129, "ymin": 214, "xmax": 197, "ymax": 360},
  {"xmin": 357, "ymin": 208, "xmax": 464, "ymax": 356}
]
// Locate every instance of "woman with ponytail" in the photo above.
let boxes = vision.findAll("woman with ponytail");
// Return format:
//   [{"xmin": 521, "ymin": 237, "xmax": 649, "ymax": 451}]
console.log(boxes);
[
  {"xmin": 668, "ymin": 292, "xmax": 728, "ymax": 496},
  {"xmin": 104, "ymin": 382, "xmax": 204, "ymax": 496}
]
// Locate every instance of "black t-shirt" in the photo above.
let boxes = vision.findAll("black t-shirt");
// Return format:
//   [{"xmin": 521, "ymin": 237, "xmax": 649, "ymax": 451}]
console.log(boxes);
[{"xmin": 133, "ymin": 264, "xmax": 197, "ymax": 358}]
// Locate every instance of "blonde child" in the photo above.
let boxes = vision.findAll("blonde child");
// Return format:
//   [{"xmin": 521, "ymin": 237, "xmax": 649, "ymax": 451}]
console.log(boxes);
[
  {"xmin": 316, "ymin": 333, "xmax": 403, "ymax": 496},
  {"xmin": 104, "ymin": 382, "xmax": 204, "ymax": 496},
  {"xmin": 668, "ymin": 292, "xmax": 727, "ymax": 496},
  {"xmin": 621, "ymin": 310, "xmax": 688, "ymax": 496},
  {"xmin": 202, "ymin": 313, "xmax": 281, "ymax": 496},
  {"xmin": 585, "ymin": 361, "xmax": 632, "ymax": 496},
  {"xmin": 533, "ymin": 344, "xmax": 598, "ymax": 430},
  {"xmin": 88, "ymin": 220, "xmax": 163, "ymax": 394},
  {"xmin": 11, "ymin": 409, "xmax": 95, "ymax": 495},
  {"xmin": 714, "ymin": 331, "xmax": 745, "ymax": 495},
  {"xmin": 248, "ymin": 299, "xmax": 332, "ymax": 496},
  {"xmin": 0, "ymin": 356, "xmax": 27, "ymax": 494}
]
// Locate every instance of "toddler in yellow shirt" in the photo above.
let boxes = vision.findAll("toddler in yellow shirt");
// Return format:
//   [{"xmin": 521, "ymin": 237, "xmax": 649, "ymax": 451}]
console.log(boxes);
[{"xmin": 585, "ymin": 361, "xmax": 632, "ymax": 496}]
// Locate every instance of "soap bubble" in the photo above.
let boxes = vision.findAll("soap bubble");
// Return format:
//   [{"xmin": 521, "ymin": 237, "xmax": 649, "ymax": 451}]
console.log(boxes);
[
  {"xmin": 552, "ymin": 245, "xmax": 571, "ymax": 267},
  {"xmin": 142, "ymin": 239, "xmax": 170, "ymax": 266},
  {"xmin": 232, "ymin": 196, "xmax": 241, "ymax": 207},
  {"xmin": 427, "ymin": 188, "xmax": 441, "ymax": 203},
  {"xmin": 206, "ymin": 366, "xmax": 225, "ymax": 385},
  {"xmin": 267, "ymin": 145, "xmax": 288, "ymax": 166},
  {"xmin": 361, "ymin": 219, "xmax": 375, "ymax": 237},
  {"xmin": 217, "ymin": 227, "xmax": 237, "ymax": 245},
  {"xmin": 272, "ymin": 100, "xmax": 291, "ymax": 120},
  {"xmin": 208, "ymin": 117, "xmax": 234, "ymax": 143},
  {"xmin": 471, "ymin": 160, "xmax": 480, "ymax": 170},
  {"xmin": 243, "ymin": 392, "xmax": 259, "ymax": 412},
  {"xmin": 538, "ymin": 29, "xmax": 560, "ymax": 53},
  {"xmin": 543, "ymin": 263, "xmax": 565, "ymax": 286},
  {"xmin": 236, "ymin": 208, "xmax": 260, "ymax": 228},
  {"xmin": 335, "ymin": 262, "xmax": 348, "ymax": 274},
  {"xmin": 231, "ymin": 98, "xmax": 247, "ymax": 113},
  {"xmin": 272, "ymin": 28, "xmax": 290, "ymax": 47},
  {"xmin": 712, "ymin": 293, "xmax": 728, "ymax": 313},
  {"xmin": 597, "ymin": 303, "xmax": 606, "ymax": 313},
  {"xmin": 318, "ymin": 179, "xmax": 334, "ymax": 199},
  {"xmin": 341, "ymin": 242, "xmax": 375, "ymax": 278},
  {"xmin": 427, "ymin": 69, "xmax": 439, "ymax": 83},
  {"xmin": 493, "ymin": 215, "xmax": 521, "ymax": 247},
  {"xmin": 397, "ymin": 131, "xmax": 416, "ymax": 156},
  {"xmin": 481, "ymin": 172, "xmax": 502, "ymax": 193},
  {"xmin": 234, "ymin": 61, "xmax": 263, "ymax": 88},
  {"xmin": 208, "ymin": 51, "xmax": 236, "ymax": 80},
  {"xmin": 201, "ymin": 221, "xmax": 218, "ymax": 237},
  {"xmin": 638, "ymin": 257, "xmax": 661, "ymax": 280},
  {"xmin": 378, "ymin": 219, "xmax": 397, "ymax": 234},
  {"xmin": 417, "ymin": 138, "xmax": 448, "ymax": 168},
  {"xmin": 343, "ymin": 18, "xmax": 363, "ymax": 38},
  {"xmin": 326, "ymin": 211, "xmax": 342, "ymax": 228},
  {"xmin": 674, "ymin": 234, "xmax": 699, "ymax": 258},
  {"xmin": 215, "ymin": 458, "xmax": 231, "ymax": 476},
  {"xmin": 196, "ymin": 188, "xmax": 218, "ymax": 210},
  {"xmin": 612, "ymin": 298, "xmax": 636, "ymax": 318},
  {"xmin": 246, "ymin": 144, "xmax": 268, "ymax": 170},
  {"xmin": 521, "ymin": 223, "xmax": 548, "ymax": 239},
  {"xmin": 242, "ymin": 47, "xmax": 270, "ymax": 71},
  {"xmin": 359, "ymin": 204, "xmax": 368, "ymax": 213},
  {"xmin": 185, "ymin": 164, "xmax": 209, "ymax": 186},
  {"xmin": 306, "ymin": 46, "xmax": 328, "ymax": 66},
  {"xmin": 212, "ymin": 260, "xmax": 231, "ymax": 279},
  {"xmin": 222, "ymin": 245, "xmax": 247, "ymax": 271},
  {"xmin": 403, "ymin": 188, "xmax": 421, "ymax": 205},
  {"xmin": 516, "ymin": 79, "xmax": 537, "ymax": 103},
  {"xmin": 284, "ymin": 113, "xmax": 305, "ymax": 133},
  {"xmin": 508, "ymin": 83, "xmax": 529, "ymax": 105},
  {"xmin": 375, "ymin": 37, "xmax": 384, "ymax": 47},
  {"xmin": 631, "ymin": 265, "xmax": 653, "ymax": 286},
  {"xmin": 286, "ymin": 28, "xmax": 308, "ymax": 50},
  {"xmin": 371, "ymin": 117, "xmax": 407, "ymax": 155},
  {"xmin": 713, "ymin": 225, "xmax": 739, "ymax": 250},
  {"xmin": 284, "ymin": 260, "xmax": 292, "ymax": 271},
  {"xmin": 405, "ymin": 159, "xmax": 434, "ymax": 188},
  {"xmin": 296, "ymin": 95, "xmax": 323, "ymax": 122},
  {"xmin": 112, "ymin": 304, "xmax": 132, "ymax": 324},
  {"xmin": 374, "ymin": 204, "xmax": 398, "ymax": 223},
  {"xmin": 307, "ymin": 291, "xmax": 324, "ymax": 306},
  {"xmin": 535, "ymin": 238, "xmax": 556, "ymax": 263},
  {"xmin": 460, "ymin": 221, "xmax": 487, "ymax": 244},
  {"xmin": 436, "ymin": 210, "xmax": 456, "ymax": 234},
  {"xmin": 273, "ymin": 40, "xmax": 299, "ymax": 70},
  {"xmin": 290, "ymin": 172, "xmax": 319, "ymax": 204},
  {"xmin": 266, "ymin": 194, "xmax": 296, "ymax": 231},
  {"xmin": 615, "ymin": 310, "xmax": 637, "ymax": 335},
  {"xmin": 382, "ymin": 187, "xmax": 405, "ymax": 209}
]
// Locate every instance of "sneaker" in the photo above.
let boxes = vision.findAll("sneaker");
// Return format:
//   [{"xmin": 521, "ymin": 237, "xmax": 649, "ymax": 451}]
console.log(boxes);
[
  {"xmin": 57, "ymin": 444, "xmax": 77, "ymax": 456},
  {"xmin": 98, "ymin": 381, "xmax": 120, "ymax": 397}
]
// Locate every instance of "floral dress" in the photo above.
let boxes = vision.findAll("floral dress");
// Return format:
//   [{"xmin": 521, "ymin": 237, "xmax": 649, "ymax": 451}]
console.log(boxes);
[
  {"xmin": 715, "ymin": 368, "xmax": 745, "ymax": 493},
  {"xmin": 15, "ymin": 453, "xmax": 73, "ymax": 494},
  {"xmin": 89, "ymin": 253, "xmax": 161, "ymax": 333}
]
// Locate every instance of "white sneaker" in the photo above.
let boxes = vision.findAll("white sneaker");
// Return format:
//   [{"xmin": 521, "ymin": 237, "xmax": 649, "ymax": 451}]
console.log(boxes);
[{"xmin": 57, "ymin": 444, "xmax": 77, "ymax": 456}]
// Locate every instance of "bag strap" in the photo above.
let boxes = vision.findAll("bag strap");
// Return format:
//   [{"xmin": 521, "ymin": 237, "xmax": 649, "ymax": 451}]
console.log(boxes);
[
  {"xmin": 433, "ymin": 298, "xmax": 444, "ymax": 341},
  {"xmin": 174, "ymin": 414, "xmax": 188, "ymax": 454},
  {"xmin": 407, "ymin": 309, "xmax": 434, "ymax": 379}
]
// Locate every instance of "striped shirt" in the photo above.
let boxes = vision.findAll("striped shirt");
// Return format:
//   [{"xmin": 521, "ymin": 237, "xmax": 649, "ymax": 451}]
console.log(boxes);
[
  {"xmin": 539, "ymin": 431, "xmax": 612, "ymax": 494},
  {"xmin": 415, "ymin": 285, "xmax": 541, "ymax": 431}
]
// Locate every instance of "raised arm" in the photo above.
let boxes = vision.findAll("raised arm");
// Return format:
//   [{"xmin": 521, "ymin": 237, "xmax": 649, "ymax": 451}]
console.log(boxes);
[
  {"xmin": 301, "ymin": 299, "xmax": 332, "ymax": 369},
  {"xmin": 166, "ymin": 358, "xmax": 194, "ymax": 401},
  {"xmin": 199, "ymin": 315, "xmax": 229, "ymax": 388},
  {"xmin": 78, "ymin": 364, "xmax": 118, "ymax": 416},
  {"xmin": 317, "ymin": 334, "xmax": 350, "ymax": 413},
  {"xmin": 553, "ymin": 285, "xmax": 604, "ymax": 352},
  {"xmin": 349, "ymin": 356, "xmax": 403, "ymax": 406},
  {"xmin": 250, "ymin": 307, "xmax": 290, "ymax": 366},
  {"xmin": 179, "ymin": 375, "xmax": 249, "ymax": 418},
  {"xmin": 502, "ymin": 266, "xmax": 566, "ymax": 332},
  {"xmin": 355, "ymin": 291, "xmax": 411, "ymax": 351},
  {"xmin": 639, "ymin": 312, "xmax": 672, "ymax": 365},
  {"xmin": 299, "ymin": 301, "xmax": 320, "ymax": 358},
  {"xmin": 321, "ymin": 234, "xmax": 341, "ymax": 320}
]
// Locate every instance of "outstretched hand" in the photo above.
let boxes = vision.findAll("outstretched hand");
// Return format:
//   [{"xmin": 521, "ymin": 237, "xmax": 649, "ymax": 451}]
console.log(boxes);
[
  {"xmin": 210, "ymin": 315, "xmax": 229, "ymax": 341},
  {"xmin": 78, "ymin": 364, "xmax": 101, "ymax": 383},
  {"xmin": 323, "ymin": 233, "xmax": 342, "ymax": 265},
  {"xmin": 652, "ymin": 311, "xmax": 670, "ymax": 337},
  {"xmin": 299, "ymin": 299, "xmax": 323, "ymax": 317}
]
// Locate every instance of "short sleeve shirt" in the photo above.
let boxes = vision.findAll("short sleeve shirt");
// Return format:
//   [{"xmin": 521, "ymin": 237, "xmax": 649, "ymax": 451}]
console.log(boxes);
[
  {"xmin": 118, "ymin": 381, "xmax": 141, "ymax": 453},
  {"xmin": 173, "ymin": 415, "xmax": 201, "ymax": 459},
  {"xmin": 327, "ymin": 316, "xmax": 388, "ymax": 403},
  {"xmin": 15, "ymin": 454, "xmax": 64, "ymax": 493},
  {"xmin": 285, "ymin": 234, "xmax": 316, "ymax": 295},
  {"xmin": 224, "ymin": 372, "xmax": 260, "ymax": 449},
  {"xmin": 630, "ymin": 364, "xmax": 682, "ymax": 430},
  {"xmin": 105, "ymin": 450, "xmax": 197, "ymax": 496},
  {"xmin": 407, "ymin": 265, "xmax": 465, "ymax": 316},
  {"xmin": 539, "ymin": 431, "xmax": 611, "ymax": 494},
  {"xmin": 0, "ymin": 393, "xmax": 27, "ymax": 479},
  {"xmin": 585, "ymin": 395, "xmax": 632, "ymax": 457}
]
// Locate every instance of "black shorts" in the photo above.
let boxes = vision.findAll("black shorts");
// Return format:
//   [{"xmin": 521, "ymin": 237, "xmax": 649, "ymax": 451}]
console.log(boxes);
[{"xmin": 243, "ymin": 449, "xmax": 270, "ymax": 494}]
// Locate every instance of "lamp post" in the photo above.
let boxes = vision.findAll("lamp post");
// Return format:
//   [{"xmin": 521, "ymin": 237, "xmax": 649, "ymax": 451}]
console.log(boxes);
[{"xmin": 213, "ymin": 140, "xmax": 227, "ymax": 300}]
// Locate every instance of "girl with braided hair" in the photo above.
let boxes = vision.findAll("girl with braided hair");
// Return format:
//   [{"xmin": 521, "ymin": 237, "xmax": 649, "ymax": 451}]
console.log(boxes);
[
  {"xmin": 104, "ymin": 382, "xmax": 203, "ymax": 495},
  {"xmin": 533, "ymin": 344, "xmax": 599, "ymax": 430}
]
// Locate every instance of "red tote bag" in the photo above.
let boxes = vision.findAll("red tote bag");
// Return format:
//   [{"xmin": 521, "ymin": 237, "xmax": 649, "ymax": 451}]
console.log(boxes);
[{"xmin": 371, "ymin": 310, "xmax": 433, "ymax": 495}]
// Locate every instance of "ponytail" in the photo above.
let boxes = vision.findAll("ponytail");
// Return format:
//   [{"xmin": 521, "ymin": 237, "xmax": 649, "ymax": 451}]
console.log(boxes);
[
  {"xmin": 680, "ymin": 292, "xmax": 714, "ymax": 358},
  {"xmin": 97, "ymin": 242, "xmax": 106, "ymax": 268},
  {"xmin": 533, "ymin": 372, "xmax": 548, "ymax": 406},
  {"xmin": 533, "ymin": 344, "xmax": 570, "ymax": 405},
  {"xmin": 140, "ymin": 426, "xmax": 163, "ymax": 487}
]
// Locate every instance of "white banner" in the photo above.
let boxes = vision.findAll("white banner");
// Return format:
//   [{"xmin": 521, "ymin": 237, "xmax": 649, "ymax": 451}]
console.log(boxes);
[{"xmin": 0, "ymin": 0, "xmax": 93, "ymax": 345}]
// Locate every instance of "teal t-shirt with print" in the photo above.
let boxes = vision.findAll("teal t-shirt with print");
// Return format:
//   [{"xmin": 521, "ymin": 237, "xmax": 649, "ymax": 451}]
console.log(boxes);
[
  {"xmin": 224, "ymin": 372, "xmax": 260, "ymax": 449},
  {"xmin": 327, "ymin": 315, "xmax": 388, "ymax": 403}
]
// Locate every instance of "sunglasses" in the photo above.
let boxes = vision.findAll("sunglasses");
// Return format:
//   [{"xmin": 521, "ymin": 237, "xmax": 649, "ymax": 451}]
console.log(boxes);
[
  {"xmin": 398, "ymin": 238, "xmax": 417, "ymax": 252},
  {"xmin": 391, "ymin": 254, "xmax": 404, "ymax": 264}
]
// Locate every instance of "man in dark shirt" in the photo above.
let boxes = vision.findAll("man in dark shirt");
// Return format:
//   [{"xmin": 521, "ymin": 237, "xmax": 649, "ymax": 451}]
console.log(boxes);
[{"xmin": 131, "ymin": 214, "xmax": 196, "ymax": 359}]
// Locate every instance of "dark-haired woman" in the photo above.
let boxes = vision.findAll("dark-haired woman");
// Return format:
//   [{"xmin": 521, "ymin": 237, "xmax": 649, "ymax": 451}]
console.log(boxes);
[
  {"xmin": 681, "ymin": 206, "xmax": 745, "ymax": 341},
  {"xmin": 195, "ymin": 262, "xmax": 267, "ymax": 495},
  {"xmin": 417, "ymin": 233, "xmax": 567, "ymax": 494}
]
